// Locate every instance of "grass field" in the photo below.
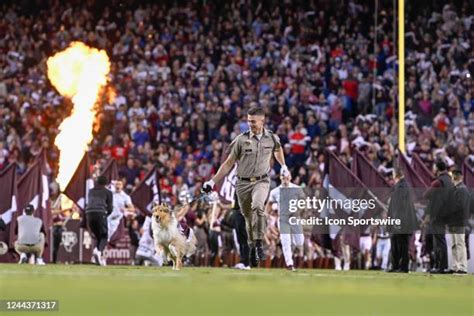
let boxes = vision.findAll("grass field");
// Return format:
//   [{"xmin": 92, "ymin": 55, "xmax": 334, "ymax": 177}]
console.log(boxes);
[{"xmin": 0, "ymin": 264, "xmax": 472, "ymax": 316}]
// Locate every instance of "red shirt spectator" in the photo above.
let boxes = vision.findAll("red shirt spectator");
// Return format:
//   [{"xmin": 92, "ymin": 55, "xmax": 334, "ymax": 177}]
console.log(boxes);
[
  {"xmin": 111, "ymin": 145, "xmax": 128, "ymax": 160},
  {"xmin": 289, "ymin": 126, "xmax": 309, "ymax": 155},
  {"xmin": 343, "ymin": 79, "xmax": 358, "ymax": 100}
]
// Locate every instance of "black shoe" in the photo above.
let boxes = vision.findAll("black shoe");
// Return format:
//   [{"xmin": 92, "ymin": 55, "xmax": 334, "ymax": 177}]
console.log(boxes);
[
  {"xmin": 388, "ymin": 268, "xmax": 400, "ymax": 273},
  {"xmin": 256, "ymin": 246, "xmax": 266, "ymax": 261},
  {"xmin": 250, "ymin": 247, "xmax": 258, "ymax": 267},
  {"xmin": 454, "ymin": 270, "xmax": 467, "ymax": 275}
]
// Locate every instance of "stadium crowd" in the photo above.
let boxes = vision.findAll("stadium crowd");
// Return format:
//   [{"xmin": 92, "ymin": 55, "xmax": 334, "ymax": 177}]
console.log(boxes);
[{"xmin": 0, "ymin": 0, "xmax": 472, "ymax": 269}]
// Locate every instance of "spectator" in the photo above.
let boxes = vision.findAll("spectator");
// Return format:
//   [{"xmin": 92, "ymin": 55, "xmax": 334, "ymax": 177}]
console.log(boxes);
[
  {"xmin": 423, "ymin": 160, "xmax": 453, "ymax": 274},
  {"xmin": 120, "ymin": 158, "xmax": 140, "ymax": 186},
  {"xmin": 447, "ymin": 169, "xmax": 470, "ymax": 274},
  {"xmin": 15, "ymin": 204, "xmax": 46, "ymax": 265}
]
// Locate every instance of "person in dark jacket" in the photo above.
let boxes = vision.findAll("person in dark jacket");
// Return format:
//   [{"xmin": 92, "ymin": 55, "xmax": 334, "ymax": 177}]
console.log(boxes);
[
  {"xmin": 423, "ymin": 159, "xmax": 453, "ymax": 273},
  {"xmin": 447, "ymin": 169, "xmax": 470, "ymax": 274},
  {"xmin": 387, "ymin": 168, "xmax": 418, "ymax": 273},
  {"xmin": 86, "ymin": 175, "xmax": 113, "ymax": 266}
]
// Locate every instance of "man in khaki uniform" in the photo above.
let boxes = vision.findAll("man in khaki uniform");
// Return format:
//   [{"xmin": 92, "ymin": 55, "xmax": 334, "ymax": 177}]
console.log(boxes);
[{"xmin": 203, "ymin": 107, "xmax": 289, "ymax": 267}]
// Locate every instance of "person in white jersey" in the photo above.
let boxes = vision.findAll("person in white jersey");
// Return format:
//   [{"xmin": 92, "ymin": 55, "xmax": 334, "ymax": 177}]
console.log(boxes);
[
  {"xmin": 375, "ymin": 223, "xmax": 391, "ymax": 271},
  {"xmin": 108, "ymin": 180, "xmax": 135, "ymax": 241},
  {"xmin": 266, "ymin": 173, "xmax": 305, "ymax": 271},
  {"xmin": 135, "ymin": 216, "xmax": 163, "ymax": 266}
]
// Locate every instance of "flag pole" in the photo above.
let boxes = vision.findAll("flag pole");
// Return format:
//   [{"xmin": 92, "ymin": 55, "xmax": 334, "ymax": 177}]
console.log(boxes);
[{"xmin": 398, "ymin": 0, "xmax": 405, "ymax": 153}]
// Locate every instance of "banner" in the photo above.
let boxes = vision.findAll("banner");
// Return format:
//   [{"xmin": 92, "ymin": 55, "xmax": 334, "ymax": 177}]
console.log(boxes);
[
  {"xmin": 411, "ymin": 154, "xmax": 435, "ymax": 187},
  {"xmin": 352, "ymin": 149, "xmax": 391, "ymax": 203},
  {"xmin": 9, "ymin": 158, "xmax": 50, "ymax": 255},
  {"xmin": 131, "ymin": 167, "xmax": 161, "ymax": 215},
  {"xmin": 217, "ymin": 165, "xmax": 237, "ymax": 205},
  {"xmin": 63, "ymin": 152, "xmax": 93, "ymax": 211},
  {"xmin": 56, "ymin": 219, "xmax": 131, "ymax": 265}
]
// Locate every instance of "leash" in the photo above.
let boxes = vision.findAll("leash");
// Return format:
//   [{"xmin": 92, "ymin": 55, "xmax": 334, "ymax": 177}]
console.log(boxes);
[
  {"xmin": 153, "ymin": 192, "xmax": 210, "ymax": 215},
  {"xmin": 181, "ymin": 192, "xmax": 208, "ymax": 208}
]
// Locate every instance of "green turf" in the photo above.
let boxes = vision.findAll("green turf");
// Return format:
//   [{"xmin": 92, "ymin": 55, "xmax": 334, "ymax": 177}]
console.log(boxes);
[{"xmin": 0, "ymin": 264, "xmax": 472, "ymax": 316}]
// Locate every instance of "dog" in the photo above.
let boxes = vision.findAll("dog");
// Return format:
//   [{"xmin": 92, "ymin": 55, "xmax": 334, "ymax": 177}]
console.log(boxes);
[{"xmin": 151, "ymin": 203, "xmax": 197, "ymax": 270}]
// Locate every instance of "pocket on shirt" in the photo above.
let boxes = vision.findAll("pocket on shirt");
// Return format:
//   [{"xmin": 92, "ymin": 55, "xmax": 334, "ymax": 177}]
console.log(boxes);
[{"xmin": 263, "ymin": 146, "xmax": 273, "ymax": 153}]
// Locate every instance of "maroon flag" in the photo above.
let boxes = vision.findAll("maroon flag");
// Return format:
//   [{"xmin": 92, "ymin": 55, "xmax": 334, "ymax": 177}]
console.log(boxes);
[
  {"xmin": 130, "ymin": 167, "xmax": 161, "ymax": 215},
  {"xmin": 398, "ymin": 153, "xmax": 428, "ymax": 189},
  {"xmin": 324, "ymin": 151, "xmax": 390, "ymax": 252},
  {"xmin": 0, "ymin": 164, "xmax": 18, "ymax": 226},
  {"xmin": 463, "ymin": 159, "xmax": 474, "ymax": 215},
  {"xmin": 216, "ymin": 165, "xmax": 237, "ymax": 205},
  {"xmin": 9, "ymin": 158, "xmax": 50, "ymax": 252},
  {"xmin": 397, "ymin": 153, "xmax": 428, "ymax": 206},
  {"xmin": 215, "ymin": 143, "xmax": 236, "ymax": 205},
  {"xmin": 411, "ymin": 154, "xmax": 435, "ymax": 187},
  {"xmin": 63, "ymin": 152, "xmax": 94, "ymax": 210},
  {"xmin": 0, "ymin": 164, "xmax": 17, "ymax": 261},
  {"xmin": 37, "ymin": 151, "xmax": 51, "ymax": 256},
  {"xmin": 101, "ymin": 159, "xmax": 119, "ymax": 184},
  {"xmin": 328, "ymin": 150, "xmax": 369, "ymax": 196},
  {"xmin": 327, "ymin": 150, "xmax": 385, "ymax": 211},
  {"xmin": 352, "ymin": 149, "xmax": 391, "ymax": 203},
  {"xmin": 463, "ymin": 158, "xmax": 474, "ymax": 188},
  {"xmin": 33, "ymin": 149, "xmax": 52, "ymax": 176},
  {"xmin": 324, "ymin": 151, "xmax": 370, "ymax": 251}
]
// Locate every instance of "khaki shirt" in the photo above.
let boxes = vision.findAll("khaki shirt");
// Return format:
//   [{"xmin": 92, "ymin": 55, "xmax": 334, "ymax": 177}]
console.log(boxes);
[{"xmin": 229, "ymin": 128, "xmax": 282, "ymax": 178}]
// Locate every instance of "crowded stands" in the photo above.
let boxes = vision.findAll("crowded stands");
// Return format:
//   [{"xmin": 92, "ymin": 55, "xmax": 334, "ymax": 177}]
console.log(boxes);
[{"xmin": 0, "ymin": 0, "xmax": 472, "ymax": 268}]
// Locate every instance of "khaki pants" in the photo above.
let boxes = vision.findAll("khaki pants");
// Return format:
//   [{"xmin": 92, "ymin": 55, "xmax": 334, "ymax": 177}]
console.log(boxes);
[
  {"xmin": 449, "ymin": 227, "xmax": 467, "ymax": 272},
  {"xmin": 15, "ymin": 233, "xmax": 45, "ymax": 258},
  {"xmin": 236, "ymin": 179, "xmax": 270, "ymax": 244}
]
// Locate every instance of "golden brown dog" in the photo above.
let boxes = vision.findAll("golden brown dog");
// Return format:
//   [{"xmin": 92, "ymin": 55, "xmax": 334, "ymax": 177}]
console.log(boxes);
[{"xmin": 151, "ymin": 204, "xmax": 196, "ymax": 270}]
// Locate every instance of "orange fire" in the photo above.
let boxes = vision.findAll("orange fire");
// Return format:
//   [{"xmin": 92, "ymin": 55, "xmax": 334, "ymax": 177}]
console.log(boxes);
[{"xmin": 47, "ymin": 42, "xmax": 111, "ymax": 191}]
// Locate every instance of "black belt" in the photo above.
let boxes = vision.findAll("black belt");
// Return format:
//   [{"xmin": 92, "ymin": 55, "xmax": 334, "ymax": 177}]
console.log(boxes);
[{"xmin": 238, "ymin": 175, "xmax": 268, "ymax": 182}]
